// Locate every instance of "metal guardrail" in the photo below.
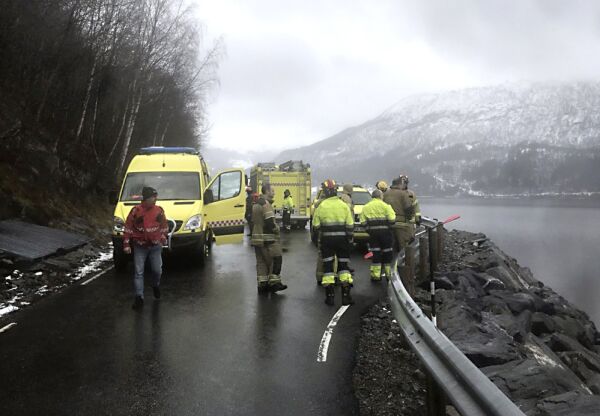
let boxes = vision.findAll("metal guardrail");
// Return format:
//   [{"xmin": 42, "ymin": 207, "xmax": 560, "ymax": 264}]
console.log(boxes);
[{"xmin": 388, "ymin": 219, "xmax": 525, "ymax": 416}]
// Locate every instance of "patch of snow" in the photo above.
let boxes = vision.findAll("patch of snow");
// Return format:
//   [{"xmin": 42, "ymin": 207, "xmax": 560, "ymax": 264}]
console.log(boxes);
[
  {"xmin": 5, "ymin": 276, "xmax": 12, "ymax": 281},
  {"xmin": 36, "ymin": 285, "xmax": 49, "ymax": 295},
  {"xmin": 34, "ymin": 271, "xmax": 43, "ymax": 276},
  {"xmin": 71, "ymin": 249, "xmax": 113, "ymax": 281},
  {"xmin": 526, "ymin": 344, "xmax": 560, "ymax": 368},
  {"xmin": 0, "ymin": 304, "xmax": 19, "ymax": 317},
  {"xmin": 7, "ymin": 295, "xmax": 20, "ymax": 304}
]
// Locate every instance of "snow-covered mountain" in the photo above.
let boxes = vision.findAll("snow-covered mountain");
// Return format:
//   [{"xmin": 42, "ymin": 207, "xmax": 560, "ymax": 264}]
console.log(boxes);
[{"xmin": 276, "ymin": 82, "xmax": 600, "ymax": 196}]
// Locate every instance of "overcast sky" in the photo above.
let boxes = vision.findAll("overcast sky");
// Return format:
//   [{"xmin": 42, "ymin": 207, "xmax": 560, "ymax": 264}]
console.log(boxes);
[{"xmin": 193, "ymin": 0, "xmax": 600, "ymax": 152}]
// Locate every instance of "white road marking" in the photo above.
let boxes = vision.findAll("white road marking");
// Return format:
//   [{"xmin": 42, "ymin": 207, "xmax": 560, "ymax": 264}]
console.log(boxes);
[
  {"xmin": 0, "ymin": 322, "xmax": 17, "ymax": 333},
  {"xmin": 317, "ymin": 305, "xmax": 350, "ymax": 362},
  {"xmin": 81, "ymin": 265, "xmax": 115, "ymax": 286}
]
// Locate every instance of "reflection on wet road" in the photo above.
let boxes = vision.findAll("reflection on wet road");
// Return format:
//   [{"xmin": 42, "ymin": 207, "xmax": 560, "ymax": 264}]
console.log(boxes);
[{"xmin": 0, "ymin": 231, "xmax": 387, "ymax": 415}]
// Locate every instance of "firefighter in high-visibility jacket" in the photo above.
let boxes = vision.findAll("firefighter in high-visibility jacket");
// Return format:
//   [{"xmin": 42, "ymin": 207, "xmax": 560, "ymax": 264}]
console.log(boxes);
[
  {"xmin": 315, "ymin": 183, "xmax": 353, "ymax": 285},
  {"xmin": 384, "ymin": 175, "xmax": 416, "ymax": 252},
  {"xmin": 360, "ymin": 189, "xmax": 396, "ymax": 280},
  {"xmin": 282, "ymin": 189, "xmax": 294, "ymax": 232},
  {"xmin": 312, "ymin": 179, "xmax": 354, "ymax": 305},
  {"xmin": 251, "ymin": 183, "xmax": 288, "ymax": 293}
]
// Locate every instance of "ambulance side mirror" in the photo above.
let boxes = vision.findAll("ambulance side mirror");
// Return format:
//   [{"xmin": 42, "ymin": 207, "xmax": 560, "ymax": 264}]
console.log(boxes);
[
  {"xmin": 108, "ymin": 190, "xmax": 118, "ymax": 205},
  {"xmin": 204, "ymin": 189, "xmax": 214, "ymax": 204}
]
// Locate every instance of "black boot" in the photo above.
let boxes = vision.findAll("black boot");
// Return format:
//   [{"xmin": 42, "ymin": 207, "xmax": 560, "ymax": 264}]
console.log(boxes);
[
  {"xmin": 132, "ymin": 296, "xmax": 144, "ymax": 310},
  {"xmin": 269, "ymin": 282, "xmax": 288, "ymax": 293},
  {"xmin": 153, "ymin": 286, "xmax": 161, "ymax": 299},
  {"xmin": 257, "ymin": 283, "xmax": 269, "ymax": 294},
  {"xmin": 324, "ymin": 285, "xmax": 335, "ymax": 305},
  {"xmin": 341, "ymin": 286, "xmax": 354, "ymax": 306}
]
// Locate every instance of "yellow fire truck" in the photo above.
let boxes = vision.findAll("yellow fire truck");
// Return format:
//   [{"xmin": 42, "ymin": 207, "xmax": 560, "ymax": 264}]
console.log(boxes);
[
  {"xmin": 110, "ymin": 147, "xmax": 248, "ymax": 270},
  {"xmin": 249, "ymin": 160, "xmax": 312, "ymax": 229}
]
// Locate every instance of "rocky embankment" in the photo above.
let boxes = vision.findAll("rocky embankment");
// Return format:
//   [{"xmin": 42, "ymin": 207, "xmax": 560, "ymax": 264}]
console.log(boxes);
[
  {"xmin": 0, "ymin": 242, "xmax": 112, "ymax": 321},
  {"xmin": 354, "ymin": 229, "xmax": 600, "ymax": 415}
]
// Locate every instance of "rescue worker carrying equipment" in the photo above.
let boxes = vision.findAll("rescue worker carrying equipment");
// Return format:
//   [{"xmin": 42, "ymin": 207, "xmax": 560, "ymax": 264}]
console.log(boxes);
[
  {"xmin": 312, "ymin": 179, "xmax": 355, "ymax": 306},
  {"xmin": 384, "ymin": 175, "xmax": 416, "ymax": 252},
  {"xmin": 360, "ymin": 189, "xmax": 395, "ymax": 281},
  {"xmin": 375, "ymin": 180, "xmax": 389, "ymax": 193},
  {"xmin": 251, "ymin": 183, "xmax": 288, "ymax": 293},
  {"xmin": 282, "ymin": 189, "xmax": 294, "ymax": 232}
]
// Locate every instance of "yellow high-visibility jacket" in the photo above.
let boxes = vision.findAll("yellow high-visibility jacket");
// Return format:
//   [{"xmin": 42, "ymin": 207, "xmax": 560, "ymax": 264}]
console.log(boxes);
[
  {"xmin": 312, "ymin": 196, "xmax": 354, "ymax": 238},
  {"xmin": 282, "ymin": 196, "xmax": 294, "ymax": 210},
  {"xmin": 360, "ymin": 198, "xmax": 395, "ymax": 232}
]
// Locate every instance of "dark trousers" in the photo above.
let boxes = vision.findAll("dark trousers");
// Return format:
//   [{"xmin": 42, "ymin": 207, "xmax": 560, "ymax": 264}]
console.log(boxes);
[
  {"xmin": 282, "ymin": 209, "xmax": 291, "ymax": 229},
  {"xmin": 369, "ymin": 230, "xmax": 394, "ymax": 266},
  {"xmin": 321, "ymin": 236, "xmax": 352, "ymax": 286}
]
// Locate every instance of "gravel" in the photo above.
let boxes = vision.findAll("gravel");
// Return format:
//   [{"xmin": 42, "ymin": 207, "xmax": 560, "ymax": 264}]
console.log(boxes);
[{"xmin": 353, "ymin": 301, "xmax": 427, "ymax": 416}]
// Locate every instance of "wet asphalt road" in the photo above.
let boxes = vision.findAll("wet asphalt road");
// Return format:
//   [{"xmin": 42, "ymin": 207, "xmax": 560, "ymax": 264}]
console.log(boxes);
[{"xmin": 0, "ymin": 230, "xmax": 387, "ymax": 415}]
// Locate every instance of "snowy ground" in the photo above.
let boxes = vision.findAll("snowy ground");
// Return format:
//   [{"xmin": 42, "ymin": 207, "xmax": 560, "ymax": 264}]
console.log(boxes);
[{"xmin": 0, "ymin": 244, "xmax": 113, "ymax": 319}]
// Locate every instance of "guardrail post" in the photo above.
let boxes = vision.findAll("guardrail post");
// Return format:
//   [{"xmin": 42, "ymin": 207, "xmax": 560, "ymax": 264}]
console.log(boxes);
[
  {"xmin": 426, "ymin": 372, "xmax": 447, "ymax": 416},
  {"xmin": 428, "ymin": 227, "xmax": 438, "ymax": 273},
  {"xmin": 427, "ymin": 226, "xmax": 438, "ymax": 326},
  {"xmin": 400, "ymin": 245, "xmax": 416, "ymax": 296},
  {"xmin": 419, "ymin": 236, "xmax": 428, "ymax": 283},
  {"xmin": 436, "ymin": 223, "xmax": 444, "ymax": 264}
]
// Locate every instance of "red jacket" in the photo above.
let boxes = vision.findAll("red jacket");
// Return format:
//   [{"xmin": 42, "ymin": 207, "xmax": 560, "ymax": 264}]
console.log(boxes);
[{"xmin": 123, "ymin": 204, "xmax": 168, "ymax": 249}]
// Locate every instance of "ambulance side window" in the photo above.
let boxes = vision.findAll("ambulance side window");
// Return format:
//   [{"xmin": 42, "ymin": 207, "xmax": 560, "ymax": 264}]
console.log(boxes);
[{"xmin": 208, "ymin": 171, "xmax": 241, "ymax": 201}]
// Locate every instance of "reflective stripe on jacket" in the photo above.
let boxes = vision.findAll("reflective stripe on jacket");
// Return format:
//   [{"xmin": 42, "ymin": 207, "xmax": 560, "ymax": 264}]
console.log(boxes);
[
  {"xmin": 312, "ymin": 196, "xmax": 354, "ymax": 238},
  {"xmin": 251, "ymin": 195, "xmax": 279, "ymax": 246},
  {"xmin": 282, "ymin": 196, "xmax": 294, "ymax": 210},
  {"xmin": 360, "ymin": 198, "xmax": 395, "ymax": 232}
]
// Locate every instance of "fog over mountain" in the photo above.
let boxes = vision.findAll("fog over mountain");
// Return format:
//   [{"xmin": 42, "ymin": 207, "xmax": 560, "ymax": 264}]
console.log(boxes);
[
  {"xmin": 202, "ymin": 146, "xmax": 277, "ymax": 174},
  {"xmin": 276, "ymin": 82, "xmax": 600, "ymax": 196}
]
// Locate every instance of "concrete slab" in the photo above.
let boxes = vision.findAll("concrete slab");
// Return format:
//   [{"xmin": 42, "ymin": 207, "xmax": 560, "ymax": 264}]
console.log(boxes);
[{"xmin": 0, "ymin": 220, "xmax": 90, "ymax": 261}]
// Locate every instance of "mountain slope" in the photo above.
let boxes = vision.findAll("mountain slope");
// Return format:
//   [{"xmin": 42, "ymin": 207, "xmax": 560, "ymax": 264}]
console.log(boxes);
[{"xmin": 276, "ymin": 82, "xmax": 600, "ymax": 196}]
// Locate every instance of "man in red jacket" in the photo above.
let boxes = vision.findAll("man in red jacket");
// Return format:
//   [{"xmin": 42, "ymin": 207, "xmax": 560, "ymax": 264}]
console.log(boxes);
[{"xmin": 123, "ymin": 186, "xmax": 168, "ymax": 309}]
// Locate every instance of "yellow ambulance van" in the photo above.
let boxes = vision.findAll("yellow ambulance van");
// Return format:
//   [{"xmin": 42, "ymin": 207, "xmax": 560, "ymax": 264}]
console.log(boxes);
[{"xmin": 110, "ymin": 147, "xmax": 247, "ymax": 270}]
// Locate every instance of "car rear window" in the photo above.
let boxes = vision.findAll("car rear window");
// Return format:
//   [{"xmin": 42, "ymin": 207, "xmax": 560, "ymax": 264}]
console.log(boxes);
[{"xmin": 350, "ymin": 191, "xmax": 372, "ymax": 205}]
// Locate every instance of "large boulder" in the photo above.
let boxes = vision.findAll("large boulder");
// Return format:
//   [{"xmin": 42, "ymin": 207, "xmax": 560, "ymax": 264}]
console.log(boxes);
[
  {"xmin": 535, "ymin": 391, "xmax": 600, "ymax": 416},
  {"xmin": 532, "ymin": 312, "xmax": 556, "ymax": 336},
  {"xmin": 439, "ymin": 295, "xmax": 523, "ymax": 367}
]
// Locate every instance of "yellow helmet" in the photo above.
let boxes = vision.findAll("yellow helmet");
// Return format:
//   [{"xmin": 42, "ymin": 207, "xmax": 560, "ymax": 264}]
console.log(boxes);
[{"xmin": 375, "ymin": 180, "xmax": 388, "ymax": 192}]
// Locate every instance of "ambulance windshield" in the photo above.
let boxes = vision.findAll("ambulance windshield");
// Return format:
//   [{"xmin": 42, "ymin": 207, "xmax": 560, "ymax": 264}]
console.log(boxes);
[{"xmin": 120, "ymin": 172, "xmax": 201, "ymax": 201}]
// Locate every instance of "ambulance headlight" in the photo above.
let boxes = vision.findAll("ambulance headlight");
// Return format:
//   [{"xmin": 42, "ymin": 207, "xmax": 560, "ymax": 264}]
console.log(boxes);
[
  {"xmin": 113, "ymin": 217, "xmax": 125, "ymax": 233},
  {"xmin": 184, "ymin": 215, "xmax": 202, "ymax": 230}
]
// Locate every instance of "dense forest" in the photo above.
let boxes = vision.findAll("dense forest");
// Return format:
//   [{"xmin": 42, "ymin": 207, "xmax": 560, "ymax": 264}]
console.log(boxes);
[
  {"xmin": 0, "ymin": 0, "xmax": 217, "ymax": 185},
  {"xmin": 0, "ymin": 0, "xmax": 218, "ymax": 226}
]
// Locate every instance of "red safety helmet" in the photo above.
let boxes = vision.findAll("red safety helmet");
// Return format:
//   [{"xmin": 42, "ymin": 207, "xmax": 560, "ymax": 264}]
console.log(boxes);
[{"xmin": 322, "ymin": 179, "xmax": 337, "ymax": 197}]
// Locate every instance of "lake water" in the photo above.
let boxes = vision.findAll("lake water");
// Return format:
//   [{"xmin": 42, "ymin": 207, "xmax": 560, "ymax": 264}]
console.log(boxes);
[{"xmin": 422, "ymin": 197, "xmax": 600, "ymax": 325}]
